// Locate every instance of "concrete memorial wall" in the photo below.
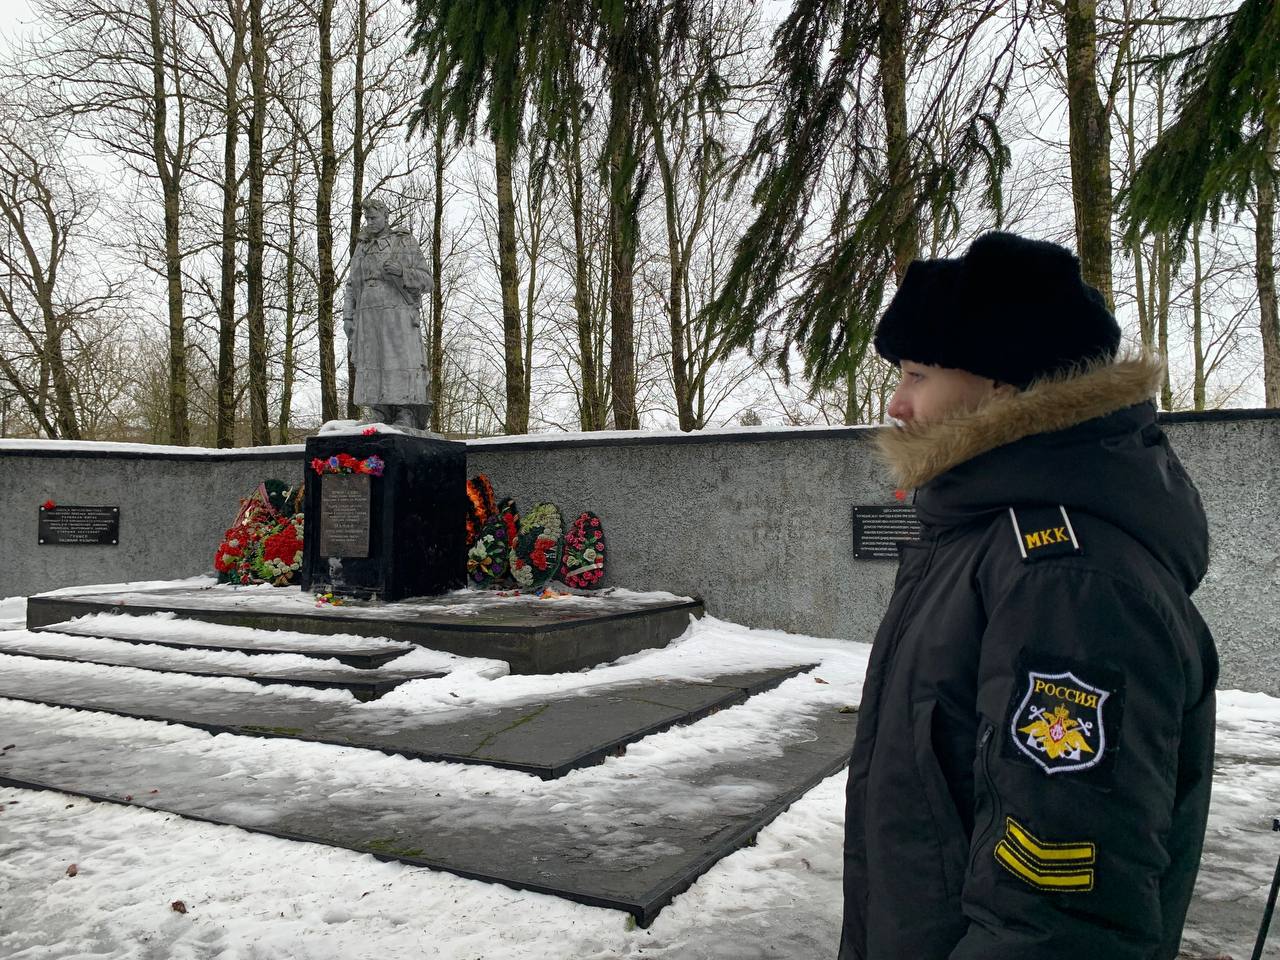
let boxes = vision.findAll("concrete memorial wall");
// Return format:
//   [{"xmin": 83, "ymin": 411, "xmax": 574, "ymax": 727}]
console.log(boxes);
[{"xmin": 1, "ymin": 409, "xmax": 1276, "ymax": 692}]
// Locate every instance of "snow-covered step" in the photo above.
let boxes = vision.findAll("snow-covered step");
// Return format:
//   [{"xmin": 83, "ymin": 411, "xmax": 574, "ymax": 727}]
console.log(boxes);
[
  {"xmin": 0, "ymin": 687, "xmax": 858, "ymax": 925},
  {"xmin": 27, "ymin": 584, "xmax": 705, "ymax": 674},
  {"xmin": 34, "ymin": 613, "xmax": 414, "ymax": 669},
  {"xmin": 0, "ymin": 654, "xmax": 817, "ymax": 778},
  {"xmin": 0, "ymin": 631, "xmax": 450, "ymax": 701}
]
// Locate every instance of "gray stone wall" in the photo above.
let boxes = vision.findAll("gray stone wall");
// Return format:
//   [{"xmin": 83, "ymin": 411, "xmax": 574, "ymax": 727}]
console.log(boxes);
[
  {"xmin": 1, "ymin": 411, "xmax": 1276, "ymax": 693},
  {"xmin": 471, "ymin": 412, "xmax": 1280, "ymax": 695},
  {"xmin": 0, "ymin": 444, "xmax": 303, "ymax": 598}
]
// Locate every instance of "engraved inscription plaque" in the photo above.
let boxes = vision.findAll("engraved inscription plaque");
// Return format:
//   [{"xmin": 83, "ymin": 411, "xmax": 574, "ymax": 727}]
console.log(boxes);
[
  {"xmin": 38, "ymin": 505, "xmax": 120, "ymax": 545},
  {"xmin": 320, "ymin": 474, "xmax": 371, "ymax": 558},
  {"xmin": 851, "ymin": 504, "xmax": 922, "ymax": 560}
]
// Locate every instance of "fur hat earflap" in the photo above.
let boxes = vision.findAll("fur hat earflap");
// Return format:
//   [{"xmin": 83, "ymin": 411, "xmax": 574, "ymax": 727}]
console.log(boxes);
[{"xmin": 873, "ymin": 231, "xmax": 1122, "ymax": 388}]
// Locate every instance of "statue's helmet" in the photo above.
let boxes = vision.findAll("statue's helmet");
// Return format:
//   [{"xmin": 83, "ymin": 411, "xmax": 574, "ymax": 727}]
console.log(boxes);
[{"xmin": 361, "ymin": 195, "xmax": 390, "ymax": 217}]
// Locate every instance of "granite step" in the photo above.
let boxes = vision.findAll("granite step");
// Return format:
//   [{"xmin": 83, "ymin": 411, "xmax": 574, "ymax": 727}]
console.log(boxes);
[
  {"xmin": 0, "ymin": 653, "xmax": 818, "ymax": 779},
  {"xmin": 26, "ymin": 585, "xmax": 704, "ymax": 674},
  {"xmin": 33, "ymin": 614, "xmax": 414, "ymax": 670},
  {"xmin": 0, "ymin": 631, "xmax": 447, "ymax": 701},
  {"xmin": 0, "ymin": 692, "xmax": 858, "ymax": 925}
]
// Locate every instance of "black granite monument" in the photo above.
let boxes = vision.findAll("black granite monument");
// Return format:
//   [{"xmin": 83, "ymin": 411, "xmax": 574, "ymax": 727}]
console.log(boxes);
[{"xmin": 299, "ymin": 432, "xmax": 466, "ymax": 601}]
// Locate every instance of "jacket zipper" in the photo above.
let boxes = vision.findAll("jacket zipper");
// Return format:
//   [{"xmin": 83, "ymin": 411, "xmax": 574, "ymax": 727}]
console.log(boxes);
[{"xmin": 968, "ymin": 722, "xmax": 1000, "ymax": 875}]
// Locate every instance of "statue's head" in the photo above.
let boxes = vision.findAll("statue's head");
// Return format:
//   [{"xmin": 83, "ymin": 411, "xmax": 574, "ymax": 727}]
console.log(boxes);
[{"xmin": 361, "ymin": 196, "xmax": 391, "ymax": 232}]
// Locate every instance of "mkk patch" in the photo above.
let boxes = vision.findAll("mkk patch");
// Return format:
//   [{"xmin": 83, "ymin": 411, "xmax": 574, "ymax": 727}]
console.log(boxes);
[
  {"xmin": 1009, "ymin": 669, "xmax": 1110, "ymax": 775},
  {"xmin": 1008, "ymin": 505, "xmax": 1081, "ymax": 562}
]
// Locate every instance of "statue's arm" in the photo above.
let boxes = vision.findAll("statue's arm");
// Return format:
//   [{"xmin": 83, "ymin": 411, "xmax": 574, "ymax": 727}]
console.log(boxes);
[{"xmin": 399, "ymin": 235, "xmax": 432, "ymax": 296}]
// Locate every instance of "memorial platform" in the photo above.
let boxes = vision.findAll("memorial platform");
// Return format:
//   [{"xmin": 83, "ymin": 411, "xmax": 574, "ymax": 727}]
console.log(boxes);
[{"xmin": 26, "ymin": 582, "xmax": 704, "ymax": 674}]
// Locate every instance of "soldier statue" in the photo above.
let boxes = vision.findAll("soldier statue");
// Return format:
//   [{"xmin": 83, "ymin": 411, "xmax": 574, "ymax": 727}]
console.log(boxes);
[{"xmin": 343, "ymin": 196, "xmax": 433, "ymax": 430}]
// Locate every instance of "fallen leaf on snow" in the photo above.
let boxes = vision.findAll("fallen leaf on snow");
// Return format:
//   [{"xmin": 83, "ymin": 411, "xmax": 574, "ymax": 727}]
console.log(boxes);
[
  {"xmin": 66, "ymin": 864, "xmax": 78, "ymax": 877},
  {"xmin": 171, "ymin": 901, "xmax": 188, "ymax": 914},
  {"xmin": 814, "ymin": 677, "xmax": 829, "ymax": 685}
]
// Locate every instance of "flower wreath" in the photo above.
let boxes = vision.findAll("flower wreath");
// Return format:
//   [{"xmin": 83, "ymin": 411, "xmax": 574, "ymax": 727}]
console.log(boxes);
[
  {"xmin": 311, "ymin": 453, "xmax": 384, "ymax": 477},
  {"xmin": 510, "ymin": 502, "xmax": 563, "ymax": 592}
]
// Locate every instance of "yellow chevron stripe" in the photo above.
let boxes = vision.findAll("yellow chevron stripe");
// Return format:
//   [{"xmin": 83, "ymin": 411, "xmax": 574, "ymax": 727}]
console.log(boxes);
[
  {"xmin": 1005, "ymin": 817, "xmax": 1095, "ymax": 864},
  {"xmin": 995, "ymin": 841, "xmax": 1094, "ymax": 892}
]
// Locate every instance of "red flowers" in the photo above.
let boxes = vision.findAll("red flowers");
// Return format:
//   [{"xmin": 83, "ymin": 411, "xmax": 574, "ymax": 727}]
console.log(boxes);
[
  {"xmin": 260, "ymin": 524, "xmax": 303, "ymax": 566},
  {"xmin": 42, "ymin": 499, "xmax": 56, "ymax": 510},
  {"xmin": 530, "ymin": 535, "xmax": 556, "ymax": 571},
  {"xmin": 312, "ymin": 453, "xmax": 385, "ymax": 477},
  {"xmin": 894, "ymin": 489, "xmax": 907, "ymax": 502},
  {"xmin": 362, "ymin": 426, "xmax": 378, "ymax": 436}
]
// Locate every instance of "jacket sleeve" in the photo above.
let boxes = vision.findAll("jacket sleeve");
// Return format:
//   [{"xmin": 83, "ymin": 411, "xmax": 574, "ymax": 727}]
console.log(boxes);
[{"xmin": 949, "ymin": 565, "xmax": 1187, "ymax": 960}]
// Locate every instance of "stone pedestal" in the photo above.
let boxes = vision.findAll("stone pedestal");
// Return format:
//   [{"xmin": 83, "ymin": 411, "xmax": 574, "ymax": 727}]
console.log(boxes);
[{"xmin": 298, "ymin": 432, "xmax": 466, "ymax": 601}]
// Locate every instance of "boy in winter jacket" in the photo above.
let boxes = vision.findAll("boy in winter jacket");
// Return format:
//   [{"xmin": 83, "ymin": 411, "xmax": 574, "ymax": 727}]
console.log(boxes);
[{"xmin": 839, "ymin": 232, "xmax": 1218, "ymax": 960}]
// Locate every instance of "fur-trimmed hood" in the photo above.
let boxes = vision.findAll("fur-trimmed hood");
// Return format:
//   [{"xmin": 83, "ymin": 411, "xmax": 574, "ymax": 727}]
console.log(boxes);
[
  {"xmin": 877, "ymin": 355, "xmax": 1164, "ymax": 489},
  {"xmin": 878, "ymin": 355, "xmax": 1209, "ymax": 592}
]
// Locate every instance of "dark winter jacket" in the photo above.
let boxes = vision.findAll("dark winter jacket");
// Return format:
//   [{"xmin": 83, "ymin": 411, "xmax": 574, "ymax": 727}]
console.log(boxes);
[{"xmin": 839, "ymin": 357, "xmax": 1218, "ymax": 960}]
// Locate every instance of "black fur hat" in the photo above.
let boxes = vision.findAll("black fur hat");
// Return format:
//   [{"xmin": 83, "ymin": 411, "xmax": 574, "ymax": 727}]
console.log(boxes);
[{"xmin": 873, "ymin": 231, "xmax": 1121, "ymax": 388}]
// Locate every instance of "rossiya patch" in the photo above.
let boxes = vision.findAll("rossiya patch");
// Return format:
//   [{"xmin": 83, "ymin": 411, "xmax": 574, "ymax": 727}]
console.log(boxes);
[{"xmin": 1009, "ymin": 669, "xmax": 1113, "ymax": 775}]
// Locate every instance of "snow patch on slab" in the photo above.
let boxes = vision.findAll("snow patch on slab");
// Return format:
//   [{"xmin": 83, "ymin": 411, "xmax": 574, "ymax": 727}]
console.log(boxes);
[
  {"xmin": 0, "ymin": 595, "xmax": 25, "ymax": 631},
  {"xmin": 44, "ymin": 610, "xmax": 410, "ymax": 653},
  {"xmin": 0, "ymin": 631, "xmax": 506, "ymax": 682},
  {"xmin": 0, "ymin": 437, "xmax": 303, "ymax": 456}
]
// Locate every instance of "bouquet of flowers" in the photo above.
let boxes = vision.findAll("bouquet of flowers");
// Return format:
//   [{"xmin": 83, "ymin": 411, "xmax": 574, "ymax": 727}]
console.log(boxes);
[
  {"xmin": 510, "ymin": 502, "xmax": 563, "ymax": 592},
  {"xmin": 465, "ymin": 474, "xmax": 498, "ymax": 545},
  {"xmin": 212, "ymin": 480, "xmax": 305, "ymax": 587},
  {"xmin": 559, "ymin": 512, "xmax": 605, "ymax": 589},
  {"xmin": 467, "ymin": 513, "xmax": 512, "ymax": 587}
]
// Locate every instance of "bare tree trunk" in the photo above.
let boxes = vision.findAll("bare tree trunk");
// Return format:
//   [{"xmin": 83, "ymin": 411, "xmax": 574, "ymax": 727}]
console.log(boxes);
[
  {"xmin": 878, "ymin": 0, "xmax": 918, "ymax": 281},
  {"xmin": 522, "ymin": 141, "xmax": 548, "ymax": 422},
  {"xmin": 1257, "ymin": 125, "xmax": 1279, "ymax": 407},
  {"xmin": 1192, "ymin": 224, "xmax": 1205, "ymax": 410},
  {"xmin": 650, "ymin": 116, "xmax": 693, "ymax": 431},
  {"xmin": 215, "ymin": 0, "xmax": 245, "ymax": 448},
  {"xmin": 1064, "ymin": 0, "xmax": 1114, "ymax": 309},
  {"xmin": 345, "ymin": 0, "xmax": 368, "ymax": 421},
  {"xmin": 494, "ymin": 130, "xmax": 527, "ymax": 434},
  {"xmin": 566, "ymin": 112, "xmax": 605, "ymax": 430},
  {"xmin": 316, "ymin": 0, "xmax": 339, "ymax": 422},
  {"xmin": 245, "ymin": 0, "xmax": 269, "ymax": 445},
  {"xmin": 607, "ymin": 74, "xmax": 640, "ymax": 430},
  {"xmin": 146, "ymin": 0, "xmax": 188, "ymax": 444},
  {"xmin": 1125, "ymin": 55, "xmax": 1153, "ymax": 352},
  {"xmin": 279, "ymin": 146, "xmax": 301, "ymax": 443},
  {"xmin": 429, "ymin": 113, "xmax": 446, "ymax": 432},
  {"xmin": 1156, "ymin": 231, "xmax": 1172, "ymax": 409}
]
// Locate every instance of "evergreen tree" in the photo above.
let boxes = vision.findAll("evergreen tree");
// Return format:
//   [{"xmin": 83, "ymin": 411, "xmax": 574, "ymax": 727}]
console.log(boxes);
[
  {"xmin": 1120, "ymin": 0, "xmax": 1279, "ymax": 406},
  {"xmin": 700, "ymin": 0, "xmax": 1020, "ymax": 387}
]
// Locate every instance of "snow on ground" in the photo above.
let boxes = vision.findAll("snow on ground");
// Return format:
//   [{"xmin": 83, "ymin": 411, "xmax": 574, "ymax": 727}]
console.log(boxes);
[
  {"xmin": 0, "ymin": 609, "xmax": 1275, "ymax": 958},
  {"xmin": 0, "ymin": 596, "xmax": 25, "ymax": 631},
  {"xmin": 0, "ymin": 773, "xmax": 847, "ymax": 960}
]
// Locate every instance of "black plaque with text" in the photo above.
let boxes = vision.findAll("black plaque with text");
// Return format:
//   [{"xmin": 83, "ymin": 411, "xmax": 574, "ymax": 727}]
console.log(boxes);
[
  {"xmin": 851, "ymin": 504, "xmax": 921, "ymax": 560},
  {"xmin": 38, "ymin": 505, "xmax": 120, "ymax": 546},
  {"xmin": 319, "ymin": 473, "xmax": 372, "ymax": 558}
]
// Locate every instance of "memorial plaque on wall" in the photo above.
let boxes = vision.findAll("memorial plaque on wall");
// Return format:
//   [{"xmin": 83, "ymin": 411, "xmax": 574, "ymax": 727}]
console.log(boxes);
[
  {"xmin": 851, "ymin": 504, "xmax": 922, "ymax": 560},
  {"xmin": 320, "ymin": 473, "xmax": 371, "ymax": 558},
  {"xmin": 38, "ymin": 505, "xmax": 120, "ymax": 546}
]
